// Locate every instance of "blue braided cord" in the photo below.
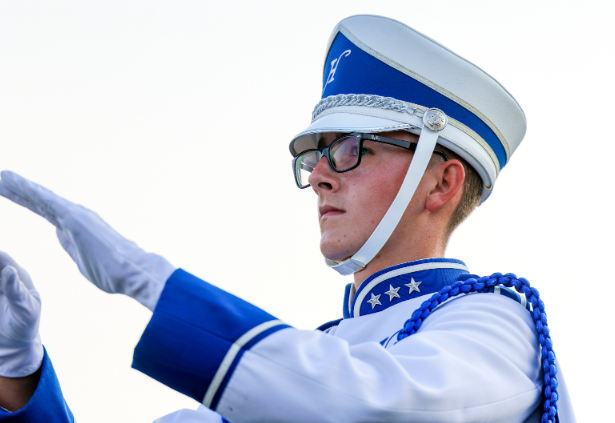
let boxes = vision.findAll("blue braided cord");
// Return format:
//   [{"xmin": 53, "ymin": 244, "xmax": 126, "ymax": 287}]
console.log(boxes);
[{"xmin": 396, "ymin": 273, "xmax": 558, "ymax": 423}]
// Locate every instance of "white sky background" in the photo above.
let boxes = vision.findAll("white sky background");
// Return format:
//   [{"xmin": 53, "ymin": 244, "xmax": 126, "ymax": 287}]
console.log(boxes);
[{"xmin": 0, "ymin": 0, "xmax": 612, "ymax": 421}]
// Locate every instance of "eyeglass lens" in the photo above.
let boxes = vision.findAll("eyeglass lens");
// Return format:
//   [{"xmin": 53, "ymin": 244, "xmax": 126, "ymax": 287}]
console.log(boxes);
[
  {"xmin": 295, "ymin": 135, "xmax": 361, "ymax": 187},
  {"xmin": 295, "ymin": 150, "xmax": 321, "ymax": 188}
]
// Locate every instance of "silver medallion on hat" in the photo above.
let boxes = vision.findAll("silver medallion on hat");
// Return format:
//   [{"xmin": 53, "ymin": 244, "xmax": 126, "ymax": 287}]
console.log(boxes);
[{"xmin": 423, "ymin": 108, "xmax": 447, "ymax": 131}]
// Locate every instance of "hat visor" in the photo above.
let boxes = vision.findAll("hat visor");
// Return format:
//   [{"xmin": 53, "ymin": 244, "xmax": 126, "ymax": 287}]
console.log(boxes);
[{"xmin": 289, "ymin": 112, "xmax": 414, "ymax": 156}]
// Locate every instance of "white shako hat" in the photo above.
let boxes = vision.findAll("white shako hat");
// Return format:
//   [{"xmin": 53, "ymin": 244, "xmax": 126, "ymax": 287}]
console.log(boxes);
[{"xmin": 289, "ymin": 15, "xmax": 526, "ymax": 275}]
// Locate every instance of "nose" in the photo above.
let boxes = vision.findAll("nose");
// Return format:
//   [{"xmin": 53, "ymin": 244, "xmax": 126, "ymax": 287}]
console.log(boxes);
[{"xmin": 308, "ymin": 156, "xmax": 339, "ymax": 193}]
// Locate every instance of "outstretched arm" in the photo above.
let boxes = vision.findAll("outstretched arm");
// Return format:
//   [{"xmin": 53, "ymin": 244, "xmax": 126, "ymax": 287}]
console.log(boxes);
[{"xmin": 0, "ymin": 171, "xmax": 176, "ymax": 311}]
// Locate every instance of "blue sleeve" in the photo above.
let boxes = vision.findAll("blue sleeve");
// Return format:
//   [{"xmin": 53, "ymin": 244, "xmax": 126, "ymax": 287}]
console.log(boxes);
[
  {"xmin": 132, "ymin": 269, "xmax": 292, "ymax": 410},
  {"xmin": 0, "ymin": 348, "xmax": 74, "ymax": 422}
]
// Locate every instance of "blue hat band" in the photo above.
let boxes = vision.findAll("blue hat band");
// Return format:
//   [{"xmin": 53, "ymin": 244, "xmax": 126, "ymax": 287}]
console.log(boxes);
[{"xmin": 322, "ymin": 32, "xmax": 508, "ymax": 170}]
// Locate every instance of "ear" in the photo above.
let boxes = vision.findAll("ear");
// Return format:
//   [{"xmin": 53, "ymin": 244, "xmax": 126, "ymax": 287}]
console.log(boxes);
[{"xmin": 425, "ymin": 160, "xmax": 465, "ymax": 213}]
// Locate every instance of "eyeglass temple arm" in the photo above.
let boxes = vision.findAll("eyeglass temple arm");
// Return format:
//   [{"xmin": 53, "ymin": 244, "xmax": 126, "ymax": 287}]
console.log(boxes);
[{"xmin": 357, "ymin": 133, "xmax": 448, "ymax": 161}]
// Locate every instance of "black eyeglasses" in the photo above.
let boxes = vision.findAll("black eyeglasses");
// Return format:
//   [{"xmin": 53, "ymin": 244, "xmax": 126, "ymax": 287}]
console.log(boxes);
[{"xmin": 292, "ymin": 132, "xmax": 448, "ymax": 188}]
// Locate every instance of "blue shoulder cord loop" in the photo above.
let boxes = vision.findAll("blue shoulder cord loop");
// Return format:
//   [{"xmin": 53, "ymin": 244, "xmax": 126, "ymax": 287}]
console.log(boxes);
[{"xmin": 396, "ymin": 273, "xmax": 558, "ymax": 423}]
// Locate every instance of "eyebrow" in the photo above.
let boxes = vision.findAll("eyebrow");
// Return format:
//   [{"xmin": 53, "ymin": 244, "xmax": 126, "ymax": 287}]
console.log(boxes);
[{"xmin": 317, "ymin": 133, "xmax": 342, "ymax": 149}]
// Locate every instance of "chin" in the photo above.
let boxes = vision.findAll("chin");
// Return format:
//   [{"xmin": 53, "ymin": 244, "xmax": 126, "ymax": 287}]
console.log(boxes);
[{"xmin": 320, "ymin": 236, "xmax": 357, "ymax": 263}]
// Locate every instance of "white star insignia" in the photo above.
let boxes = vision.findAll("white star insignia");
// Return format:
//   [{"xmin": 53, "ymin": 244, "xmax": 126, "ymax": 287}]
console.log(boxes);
[
  {"xmin": 367, "ymin": 293, "xmax": 382, "ymax": 309},
  {"xmin": 405, "ymin": 278, "xmax": 422, "ymax": 294},
  {"xmin": 384, "ymin": 284, "xmax": 401, "ymax": 302}
]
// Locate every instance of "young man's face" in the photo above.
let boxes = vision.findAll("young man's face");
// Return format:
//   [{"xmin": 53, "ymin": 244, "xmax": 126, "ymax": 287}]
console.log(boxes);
[{"xmin": 308, "ymin": 130, "xmax": 418, "ymax": 262}]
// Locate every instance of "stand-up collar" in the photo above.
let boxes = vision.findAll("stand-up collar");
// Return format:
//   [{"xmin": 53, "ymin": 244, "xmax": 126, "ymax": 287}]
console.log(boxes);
[{"xmin": 343, "ymin": 258, "xmax": 469, "ymax": 318}]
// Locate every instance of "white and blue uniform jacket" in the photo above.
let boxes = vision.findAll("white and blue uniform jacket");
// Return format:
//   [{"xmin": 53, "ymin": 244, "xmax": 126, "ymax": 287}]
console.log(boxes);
[{"xmin": 0, "ymin": 258, "xmax": 572, "ymax": 422}]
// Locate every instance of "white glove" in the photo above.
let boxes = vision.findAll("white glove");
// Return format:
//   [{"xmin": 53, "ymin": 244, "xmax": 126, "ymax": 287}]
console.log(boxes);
[
  {"xmin": 0, "ymin": 171, "xmax": 176, "ymax": 311},
  {"xmin": 0, "ymin": 252, "xmax": 43, "ymax": 377}
]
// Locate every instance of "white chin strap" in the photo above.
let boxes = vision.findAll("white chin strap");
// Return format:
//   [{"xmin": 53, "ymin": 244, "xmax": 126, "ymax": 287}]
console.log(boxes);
[{"xmin": 326, "ymin": 108, "xmax": 448, "ymax": 276}]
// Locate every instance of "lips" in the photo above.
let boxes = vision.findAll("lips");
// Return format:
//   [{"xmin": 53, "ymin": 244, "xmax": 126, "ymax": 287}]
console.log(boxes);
[{"xmin": 319, "ymin": 205, "xmax": 345, "ymax": 219}]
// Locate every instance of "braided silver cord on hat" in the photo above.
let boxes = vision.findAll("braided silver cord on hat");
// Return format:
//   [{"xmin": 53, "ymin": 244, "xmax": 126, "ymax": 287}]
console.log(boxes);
[{"xmin": 312, "ymin": 94, "xmax": 419, "ymax": 121}]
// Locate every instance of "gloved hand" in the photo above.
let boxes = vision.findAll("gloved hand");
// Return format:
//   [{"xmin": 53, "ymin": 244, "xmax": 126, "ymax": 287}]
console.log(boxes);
[
  {"xmin": 0, "ymin": 252, "xmax": 43, "ymax": 377},
  {"xmin": 0, "ymin": 171, "xmax": 176, "ymax": 311}
]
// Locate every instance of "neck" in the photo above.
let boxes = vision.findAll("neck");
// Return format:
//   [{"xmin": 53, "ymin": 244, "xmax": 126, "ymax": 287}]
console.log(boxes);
[{"xmin": 352, "ymin": 219, "xmax": 447, "ymax": 290}]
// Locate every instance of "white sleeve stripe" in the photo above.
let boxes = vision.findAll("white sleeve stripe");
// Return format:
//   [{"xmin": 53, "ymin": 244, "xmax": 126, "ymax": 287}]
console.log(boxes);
[{"xmin": 202, "ymin": 319, "xmax": 286, "ymax": 408}]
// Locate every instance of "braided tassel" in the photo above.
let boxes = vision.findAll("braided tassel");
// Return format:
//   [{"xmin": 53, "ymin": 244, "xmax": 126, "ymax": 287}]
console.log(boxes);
[{"xmin": 396, "ymin": 273, "xmax": 558, "ymax": 423}]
